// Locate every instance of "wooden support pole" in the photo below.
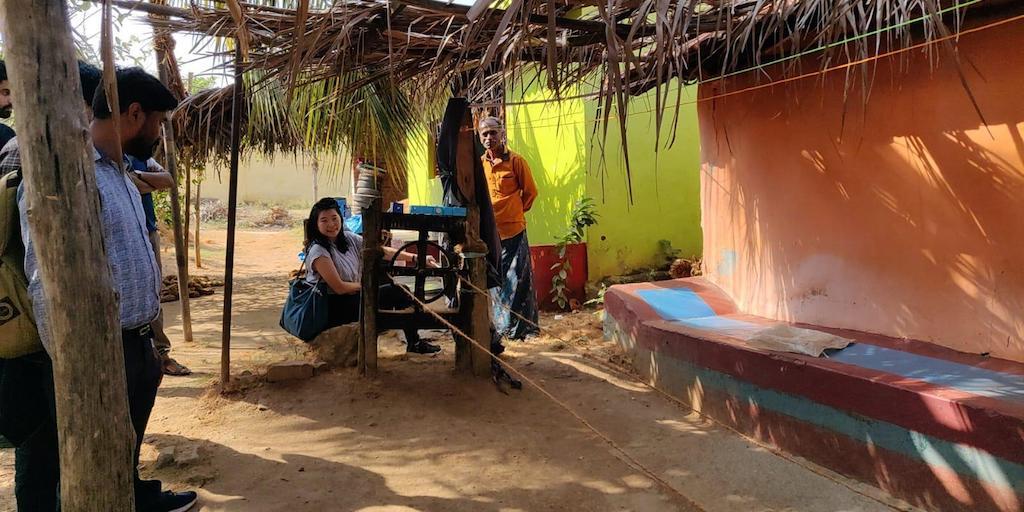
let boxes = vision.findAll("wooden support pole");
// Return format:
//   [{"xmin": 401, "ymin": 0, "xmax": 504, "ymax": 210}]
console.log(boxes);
[
  {"xmin": 0, "ymin": 2, "xmax": 136, "ymax": 509},
  {"xmin": 359, "ymin": 196, "xmax": 382, "ymax": 376},
  {"xmin": 154, "ymin": 35, "xmax": 193, "ymax": 342},
  {"xmin": 221, "ymin": 43, "xmax": 244, "ymax": 386},
  {"xmin": 453, "ymin": 106, "xmax": 492, "ymax": 377},
  {"xmin": 182, "ymin": 73, "xmax": 194, "ymax": 267},
  {"xmin": 194, "ymin": 179, "xmax": 202, "ymax": 268},
  {"xmin": 182, "ymin": 159, "xmax": 191, "ymax": 261}
]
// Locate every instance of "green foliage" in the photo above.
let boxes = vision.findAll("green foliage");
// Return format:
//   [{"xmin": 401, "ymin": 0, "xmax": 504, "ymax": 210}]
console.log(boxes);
[
  {"xmin": 551, "ymin": 198, "xmax": 599, "ymax": 310},
  {"xmin": 67, "ymin": 2, "xmax": 149, "ymax": 68},
  {"xmin": 152, "ymin": 190, "xmax": 173, "ymax": 230},
  {"xmin": 187, "ymin": 76, "xmax": 218, "ymax": 94}
]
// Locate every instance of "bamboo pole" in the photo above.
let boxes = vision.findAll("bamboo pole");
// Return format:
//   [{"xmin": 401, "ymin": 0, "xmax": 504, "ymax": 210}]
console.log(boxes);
[
  {"xmin": 0, "ymin": 1, "xmax": 136, "ymax": 509},
  {"xmin": 182, "ymin": 73, "xmax": 193, "ymax": 265},
  {"xmin": 153, "ymin": 30, "xmax": 194, "ymax": 342},
  {"xmin": 221, "ymin": 43, "xmax": 244, "ymax": 386},
  {"xmin": 194, "ymin": 179, "xmax": 202, "ymax": 268},
  {"xmin": 182, "ymin": 158, "xmax": 191, "ymax": 262}
]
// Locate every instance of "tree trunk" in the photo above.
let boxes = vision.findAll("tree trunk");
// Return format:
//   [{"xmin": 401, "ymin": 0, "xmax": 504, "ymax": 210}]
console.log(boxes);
[
  {"xmin": 0, "ymin": 2, "xmax": 136, "ymax": 510},
  {"xmin": 311, "ymin": 156, "xmax": 319, "ymax": 201}
]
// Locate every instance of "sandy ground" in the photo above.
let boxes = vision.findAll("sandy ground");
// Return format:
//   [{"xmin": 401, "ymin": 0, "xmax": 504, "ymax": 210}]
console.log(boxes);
[{"xmin": 0, "ymin": 227, "xmax": 914, "ymax": 512}]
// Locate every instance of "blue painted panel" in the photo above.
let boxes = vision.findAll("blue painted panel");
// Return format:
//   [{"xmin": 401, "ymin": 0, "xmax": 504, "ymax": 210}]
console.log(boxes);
[
  {"xmin": 677, "ymin": 316, "xmax": 761, "ymax": 332},
  {"xmin": 831, "ymin": 344, "xmax": 1024, "ymax": 403},
  {"xmin": 636, "ymin": 288, "xmax": 716, "ymax": 320}
]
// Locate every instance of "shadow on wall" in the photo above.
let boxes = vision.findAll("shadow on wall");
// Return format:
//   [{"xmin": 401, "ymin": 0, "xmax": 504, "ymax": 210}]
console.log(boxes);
[
  {"xmin": 508, "ymin": 102, "xmax": 587, "ymax": 246},
  {"xmin": 506, "ymin": 71, "xmax": 704, "ymax": 280},
  {"xmin": 582, "ymin": 86, "xmax": 703, "ymax": 279},
  {"xmin": 699, "ymin": 22, "xmax": 1024, "ymax": 361}
]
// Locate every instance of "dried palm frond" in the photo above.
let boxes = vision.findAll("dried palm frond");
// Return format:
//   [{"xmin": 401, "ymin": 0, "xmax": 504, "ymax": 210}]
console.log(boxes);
[{"xmin": 138, "ymin": 0, "xmax": 1014, "ymax": 188}]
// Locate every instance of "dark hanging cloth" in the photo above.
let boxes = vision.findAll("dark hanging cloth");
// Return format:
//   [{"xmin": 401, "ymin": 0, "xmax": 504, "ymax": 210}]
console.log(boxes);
[{"xmin": 436, "ymin": 97, "xmax": 501, "ymax": 289}]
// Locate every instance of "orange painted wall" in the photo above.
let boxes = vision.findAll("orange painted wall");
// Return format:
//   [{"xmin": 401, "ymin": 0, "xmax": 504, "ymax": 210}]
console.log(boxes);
[{"xmin": 698, "ymin": 21, "xmax": 1024, "ymax": 362}]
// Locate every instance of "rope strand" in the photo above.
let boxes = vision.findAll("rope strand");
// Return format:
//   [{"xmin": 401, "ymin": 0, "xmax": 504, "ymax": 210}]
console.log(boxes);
[
  {"xmin": 455, "ymin": 275, "xmax": 907, "ymax": 511},
  {"xmin": 387, "ymin": 283, "xmax": 707, "ymax": 511}
]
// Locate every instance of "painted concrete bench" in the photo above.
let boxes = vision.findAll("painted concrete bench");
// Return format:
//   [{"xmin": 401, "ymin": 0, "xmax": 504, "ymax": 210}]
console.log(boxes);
[{"xmin": 604, "ymin": 278, "xmax": 1024, "ymax": 512}]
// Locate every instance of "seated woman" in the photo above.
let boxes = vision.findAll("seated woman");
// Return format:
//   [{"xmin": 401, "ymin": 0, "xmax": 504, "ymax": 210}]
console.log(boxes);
[{"xmin": 304, "ymin": 197, "xmax": 441, "ymax": 354}]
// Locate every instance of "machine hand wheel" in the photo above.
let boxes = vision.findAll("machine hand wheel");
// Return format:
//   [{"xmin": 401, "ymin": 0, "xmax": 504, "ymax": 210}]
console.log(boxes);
[{"xmin": 385, "ymin": 240, "xmax": 460, "ymax": 305}]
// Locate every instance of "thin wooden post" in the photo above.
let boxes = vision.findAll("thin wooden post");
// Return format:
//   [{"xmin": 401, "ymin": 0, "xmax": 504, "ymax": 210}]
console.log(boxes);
[
  {"xmin": 221, "ymin": 43, "xmax": 244, "ymax": 386},
  {"xmin": 194, "ymin": 178, "xmax": 202, "ymax": 268},
  {"xmin": 182, "ymin": 159, "xmax": 191, "ymax": 261},
  {"xmin": 359, "ymin": 196, "xmax": 381, "ymax": 376},
  {"xmin": 154, "ymin": 35, "xmax": 193, "ymax": 342},
  {"xmin": 0, "ymin": 2, "xmax": 136, "ymax": 509},
  {"xmin": 182, "ymin": 74, "xmax": 192, "ymax": 267}
]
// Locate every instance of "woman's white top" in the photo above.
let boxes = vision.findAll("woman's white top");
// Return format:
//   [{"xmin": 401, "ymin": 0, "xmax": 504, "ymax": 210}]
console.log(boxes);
[{"xmin": 305, "ymin": 232, "xmax": 364, "ymax": 286}]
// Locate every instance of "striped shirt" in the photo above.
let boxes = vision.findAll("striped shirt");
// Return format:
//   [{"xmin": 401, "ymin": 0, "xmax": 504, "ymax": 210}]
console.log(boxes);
[{"xmin": 5, "ymin": 140, "xmax": 161, "ymax": 353}]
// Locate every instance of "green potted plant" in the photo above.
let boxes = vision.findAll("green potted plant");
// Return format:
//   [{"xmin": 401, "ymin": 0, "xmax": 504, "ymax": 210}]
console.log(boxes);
[{"xmin": 548, "ymin": 198, "xmax": 598, "ymax": 310}]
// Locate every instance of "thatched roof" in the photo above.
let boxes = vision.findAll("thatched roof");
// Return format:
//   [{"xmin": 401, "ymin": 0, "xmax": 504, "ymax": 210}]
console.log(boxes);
[
  {"xmin": 143, "ymin": 0, "xmax": 1016, "ymax": 100},
  {"xmin": 134, "ymin": 0, "xmax": 1019, "ymax": 182}
]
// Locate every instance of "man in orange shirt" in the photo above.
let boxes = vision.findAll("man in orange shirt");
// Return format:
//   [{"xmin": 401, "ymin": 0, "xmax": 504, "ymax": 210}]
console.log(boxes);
[{"xmin": 479, "ymin": 116, "xmax": 540, "ymax": 340}]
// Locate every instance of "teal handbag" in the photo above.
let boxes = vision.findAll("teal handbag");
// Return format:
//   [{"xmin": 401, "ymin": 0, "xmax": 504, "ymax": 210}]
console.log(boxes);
[{"xmin": 279, "ymin": 263, "xmax": 330, "ymax": 342}]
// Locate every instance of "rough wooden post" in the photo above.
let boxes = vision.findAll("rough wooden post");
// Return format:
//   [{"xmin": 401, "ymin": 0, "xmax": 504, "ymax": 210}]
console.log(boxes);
[
  {"xmin": 359, "ymin": 196, "xmax": 382, "ymax": 376},
  {"xmin": 154, "ymin": 34, "xmax": 193, "ymax": 342},
  {"xmin": 221, "ymin": 43, "xmax": 244, "ymax": 386},
  {"xmin": 454, "ymin": 109, "xmax": 492, "ymax": 377},
  {"xmin": 0, "ymin": 2, "xmax": 136, "ymax": 509}
]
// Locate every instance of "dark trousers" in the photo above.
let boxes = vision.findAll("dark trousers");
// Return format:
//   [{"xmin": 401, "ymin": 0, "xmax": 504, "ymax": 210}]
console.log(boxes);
[
  {"xmin": 0, "ymin": 351, "xmax": 58, "ymax": 512},
  {"xmin": 327, "ymin": 284, "xmax": 421, "ymax": 345},
  {"xmin": 1, "ymin": 331, "xmax": 164, "ymax": 511}
]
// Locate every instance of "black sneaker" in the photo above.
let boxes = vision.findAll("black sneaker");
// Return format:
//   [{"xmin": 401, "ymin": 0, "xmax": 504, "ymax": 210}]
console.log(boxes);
[
  {"xmin": 407, "ymin": 341, "xmax": 441, "ymax": 354},
  {"xmin": 156, "ymin": 490, "xmax": 198, "ymax": 512}
]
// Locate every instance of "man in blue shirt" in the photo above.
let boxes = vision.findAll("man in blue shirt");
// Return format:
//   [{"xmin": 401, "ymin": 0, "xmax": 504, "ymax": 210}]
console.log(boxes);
[
  {"xmin": 127, "ymin": 155, "xmax": 192, "ymax": 376},
  {"xmin": 17, "ymin": 67, "xmax": 197, "ymax": 512}
]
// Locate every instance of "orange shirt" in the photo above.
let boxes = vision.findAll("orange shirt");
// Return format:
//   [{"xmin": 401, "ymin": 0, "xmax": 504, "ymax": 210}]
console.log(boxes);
[{"xmin": 481, "ymin": 150, "xmax": 538, "ymax": 240}]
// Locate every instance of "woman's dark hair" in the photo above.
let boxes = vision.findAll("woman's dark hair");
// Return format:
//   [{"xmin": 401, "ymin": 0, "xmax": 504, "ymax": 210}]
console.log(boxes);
[
  {"xmin": 304, "ymin": 197, "xmax": 350, "ymax": 254},
  {"xmin": 92, "ymin": 67, "xmax": 178, "ymax": 119}
]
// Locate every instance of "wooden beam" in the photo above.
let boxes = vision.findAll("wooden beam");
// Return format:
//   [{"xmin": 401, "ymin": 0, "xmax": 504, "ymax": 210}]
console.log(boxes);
[
  {"xmin": 220, "ymin": 43, "xmax": 244, "ymax": 387},
  {"xmin": 0, "ymin": 1, "xmax": 137, "ymax": 509},
  {"xmin": 395, "ymin": 0, "xmax": 641, "ymax": 38}
]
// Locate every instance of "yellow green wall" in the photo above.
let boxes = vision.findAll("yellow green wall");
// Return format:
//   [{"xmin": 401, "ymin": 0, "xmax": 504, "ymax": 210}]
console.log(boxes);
[
  {"xmin": 407, "ymin": 73, "xmax": 702, "ymax": 280},
  {"xmin": 581, "ymin": 85, "xmax": 703, "ymax": 278}
]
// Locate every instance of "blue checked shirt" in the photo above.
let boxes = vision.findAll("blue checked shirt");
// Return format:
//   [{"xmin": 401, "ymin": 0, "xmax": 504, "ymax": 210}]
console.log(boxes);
[{"xmin": 2, "ymin": 139, "xmax": 161, "ymax": 354}]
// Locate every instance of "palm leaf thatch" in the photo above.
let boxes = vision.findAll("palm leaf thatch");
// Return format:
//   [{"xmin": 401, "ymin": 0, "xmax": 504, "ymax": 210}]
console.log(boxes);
[
  {"xmin": 144, "ymin": 0, "xmax": 1005, "ymax": 101},
  {"xmin": 132, "ymin": 0, "xmax": 1017, "ymax": 187}
]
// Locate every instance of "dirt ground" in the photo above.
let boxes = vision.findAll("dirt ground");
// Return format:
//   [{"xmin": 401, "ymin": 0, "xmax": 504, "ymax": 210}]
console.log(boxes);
[{"xmin": 0, "ymin": 226, "xmax": 914, "ymax": 512}]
